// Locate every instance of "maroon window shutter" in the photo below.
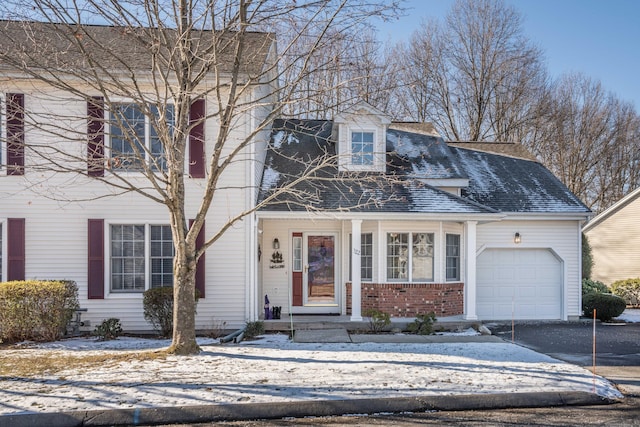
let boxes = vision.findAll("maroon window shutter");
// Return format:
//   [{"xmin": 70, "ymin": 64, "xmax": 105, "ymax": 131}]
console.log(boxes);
[
  {"xmin": 189, "ymin": 99, "xmax": 206, "ymax": 178},
  {"xmin": 88, "ymin": 219, "xmax": 105, "ymax": 299},
  {"xmin": 190, "ymin": 219, "xmax": 206, "ymax": 298},
  {"xmin": 6, "ymin": 93, "xmax": 25, "ymax": 176},
  {"xmin": 7, "ymin": 218, "xmax": 25, "ymax": 281},
  {"xmin": 87, "ymin": 97, "xmax": 105, "ymax": 177}
]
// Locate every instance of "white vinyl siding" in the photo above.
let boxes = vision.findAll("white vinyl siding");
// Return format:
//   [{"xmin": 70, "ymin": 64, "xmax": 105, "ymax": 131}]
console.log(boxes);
[{"xmin": 0, "ymin": 84, "xmax": 259, "ymax": 331}]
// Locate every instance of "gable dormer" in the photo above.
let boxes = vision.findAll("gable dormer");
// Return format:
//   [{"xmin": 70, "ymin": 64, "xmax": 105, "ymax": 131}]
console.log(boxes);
[{"xmin": 334, "ymin": 102, "xmax": 391, "ymax": 173}]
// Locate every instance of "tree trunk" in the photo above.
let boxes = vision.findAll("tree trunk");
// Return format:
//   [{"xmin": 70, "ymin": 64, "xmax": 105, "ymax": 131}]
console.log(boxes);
[{"xmin": 168, "ymin": 249, "xmax": 200, "ymax": 355}]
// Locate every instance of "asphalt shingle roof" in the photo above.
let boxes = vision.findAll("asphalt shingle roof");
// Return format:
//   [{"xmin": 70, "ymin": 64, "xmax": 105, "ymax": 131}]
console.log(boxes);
[
  {"xmin": 449, "ymin": 146, "xmax": 591, "ymax": 213},
  {"xmin": 258, "ymin": 119, "xmax": 590, "ymax": 216},
  {"xmin": 0, "ymin": 20, "xmax": 274, "ymax": 76}
]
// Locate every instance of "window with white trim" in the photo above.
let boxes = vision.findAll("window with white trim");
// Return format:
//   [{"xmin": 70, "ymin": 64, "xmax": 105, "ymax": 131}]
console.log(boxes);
[
  {"xmin": 351, "ymin": 131, "xmax": 374, "ymax": 166},
  {"xmin": 349, "ymin": 233, "xmax": 373, "ymax": 281},
  {"xmin": 446, "ymin": 234, "xmax": 461, "ymax": 281},
  {"xmin": 110, "ymin": 224, "xmax": 174, "ymax": 292},
  {"xmin": 292, "ymin": 235, "xmax": 302, "ymax": 272},
  {"xmin": 387, "ymin": 232, "xmax": 434, "ymax": 282},
  {"xmin": 150, "ymin": 225, "xmax": 174, "ymax": 288},
  {"xmin": 108, "ymin": 103, "xmax": 174, "ymax": 171}
]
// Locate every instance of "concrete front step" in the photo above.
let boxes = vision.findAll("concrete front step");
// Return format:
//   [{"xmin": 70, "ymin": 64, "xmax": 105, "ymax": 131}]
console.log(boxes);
[{"xmin": 263, "ymin": 315, "xmax": 482, "ymax": 334}]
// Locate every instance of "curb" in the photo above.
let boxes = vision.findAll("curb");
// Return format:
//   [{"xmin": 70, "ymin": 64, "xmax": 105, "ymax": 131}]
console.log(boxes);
[{"xmin": 2, "ymin": 392, "xmax": 619, "ymax": 427}]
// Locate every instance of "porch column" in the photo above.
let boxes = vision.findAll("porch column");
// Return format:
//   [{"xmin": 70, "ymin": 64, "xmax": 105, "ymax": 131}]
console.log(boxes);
[
  {"xmin": 464, "ymin": 220, "xmax": 478, "ymax": 320},
  {"xmin": 350, "ymin": 219, "xmax": 363, "ymax": 321}
]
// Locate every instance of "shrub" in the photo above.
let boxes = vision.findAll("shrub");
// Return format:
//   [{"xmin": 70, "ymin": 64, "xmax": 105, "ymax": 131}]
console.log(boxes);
[
  {"xmin": 582, "ymin": 278, "xmax": 610, "ymax": 296},
  {"xmin": 244, "ymin": 321, "xmax": 265, "ymax": 339},
  {"xmin": 611, "ymin": 278, "xmax": 640, "ymax": 307},
  {"xmin": 210, "ymin": 318, "xmax": 228, "ymax": 338},
  {"xmin": 582, "ymin": 233, "xmax": 593, "ymax": 280},
  {"xmin": 0, "ymin": 280, "xmax": 79, "ymax": 343},
  {"xmin": 582, "ymin": 293, "xmax": 626, "ymax": 321},
  {"xmin": 143, "ymin": 287, "xmax": 199, "ymax": 337},
  {"xmin": 363, "ymin": 308, "xmax": 391, "ymax": 333},
  {"xmin": 93, "ymin": 318, "xmax": 123, "ymax": 341},
  {"xmin": 407, "ymin": 312, "xmax": 437, "ymax": 335}
]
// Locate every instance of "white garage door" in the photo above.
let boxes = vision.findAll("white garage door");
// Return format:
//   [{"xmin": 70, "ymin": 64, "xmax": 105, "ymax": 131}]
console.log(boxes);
[{"xmin": 477, "ymin": 249, "xmax": 562, "ymax": 320}]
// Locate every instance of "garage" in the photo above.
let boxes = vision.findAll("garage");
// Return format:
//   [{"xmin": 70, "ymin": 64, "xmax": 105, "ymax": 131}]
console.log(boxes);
[{"xmin": 477, "ymin": 249, "xmax": 563, "ymax": 320}]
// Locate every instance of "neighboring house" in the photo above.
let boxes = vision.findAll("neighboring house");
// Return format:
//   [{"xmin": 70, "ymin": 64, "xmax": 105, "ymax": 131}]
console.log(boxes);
[
  {"xmin": 583, "ymin": 187, "xmax": 640, "ymax": 285},
  {"xmin": 257, "ymin": 103, "xmax": 591, "ymax": 321}
]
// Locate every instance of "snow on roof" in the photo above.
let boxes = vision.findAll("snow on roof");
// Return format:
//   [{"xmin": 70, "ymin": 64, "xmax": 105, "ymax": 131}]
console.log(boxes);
[
  {"xmin": 260, "ymin": 166, "xmax": 281, "ymax": 193},
  {"xmin": 258, "ymin": 119, "xmax": 589, "ymax": 215},
  {"xmin": 450, "ymin": 147, "xmax": 590, "ymax": 213}
]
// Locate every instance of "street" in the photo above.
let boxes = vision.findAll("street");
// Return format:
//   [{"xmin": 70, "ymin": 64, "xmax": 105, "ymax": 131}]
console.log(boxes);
[{"xmin": 156, "ymin": 397, "xmax": 640, "ymax": 426}]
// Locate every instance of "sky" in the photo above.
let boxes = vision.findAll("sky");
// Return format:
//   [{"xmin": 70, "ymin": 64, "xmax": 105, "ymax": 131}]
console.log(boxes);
[{"xmin": 374, "ymin": 0, "xmax": 640, "ymax": 111}]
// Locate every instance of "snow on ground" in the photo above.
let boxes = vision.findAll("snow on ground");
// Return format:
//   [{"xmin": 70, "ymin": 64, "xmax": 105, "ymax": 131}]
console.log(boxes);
[
  {"xmin": 616, "ymin": 308, "xmax": 640, "ymax": 323},
  {"xmin": 0, "ymin": 333, "xmax": 622, "ymax": 416}
]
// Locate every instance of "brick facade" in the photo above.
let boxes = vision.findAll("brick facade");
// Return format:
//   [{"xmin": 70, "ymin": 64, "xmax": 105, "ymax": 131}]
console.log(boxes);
[{"xmin": 346, "ymin": 282, "xmax": 464, "ymax": 318}]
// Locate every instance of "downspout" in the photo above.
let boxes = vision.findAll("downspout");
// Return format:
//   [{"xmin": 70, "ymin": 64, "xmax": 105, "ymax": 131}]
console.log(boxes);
[{"xmin": 247, "ymin": 89, "xmax": 257, "ymax": 322}]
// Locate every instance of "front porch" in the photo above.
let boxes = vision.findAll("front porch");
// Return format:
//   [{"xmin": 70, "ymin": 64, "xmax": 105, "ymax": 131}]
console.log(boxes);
[{"xmin": 257, "ymin": 217, "xmax": 480, "ymax": 322}]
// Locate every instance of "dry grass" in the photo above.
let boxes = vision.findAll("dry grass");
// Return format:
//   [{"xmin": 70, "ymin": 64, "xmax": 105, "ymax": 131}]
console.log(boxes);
[{"xmin": 0, "ymin": 349, "xmax": 168, "ymax": 377}]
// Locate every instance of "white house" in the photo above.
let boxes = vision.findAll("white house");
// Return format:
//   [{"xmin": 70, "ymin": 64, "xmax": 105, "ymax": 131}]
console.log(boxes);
[
  {"xmin": 0, "ymin": 22, "xmax": 591, "ymax": 333},
  {"xmin": 583, "ymin": 187, "xmax": 640, "ymax": 285},
  {"xmin": 256, "ymin": 103, "xmax": 591, "ymax": 322},
  {"xmin": 0, "ymin": 21, "xmax": 275, "ymax": 331}
]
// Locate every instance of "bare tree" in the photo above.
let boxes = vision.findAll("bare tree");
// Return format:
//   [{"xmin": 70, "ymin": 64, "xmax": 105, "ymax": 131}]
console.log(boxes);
[
  {"xmin": 392, "ymin": 0, "xmax": 547, "ymax": 142},
  {"xmin": 280, "ymin": 22, "xmax": 401, "ymax": 118},
  {"xmin": 530, "ymin": 73, "xmax": 640, "ymax": 212},
  {"xmin": 0, "ymin": 0, "xmax": 398, "ymax": 355}
]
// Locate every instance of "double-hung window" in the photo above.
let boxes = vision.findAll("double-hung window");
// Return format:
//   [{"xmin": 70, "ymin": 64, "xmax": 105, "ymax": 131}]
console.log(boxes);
[
  {"xmin": 110, "ymin": 224, "xmax": 174, "ymax": 292},
  {"xmin": 150, "ymin": 225, "xmax": 174, "ymax": 288},
  {"xmin": 349, "ymin": 233, "xmax": 373, "ymax": 281},
  {"xmin": 109, "ymin": 103, "xmax": 174, "ymax": 171},
  {"xmin": 387, "ymin": 232, "xmax": 434, "ymax": 282},
  {"xmin": 351, "ymin": 131, "xmax": 374, "ymax": 166},
  {"xmin": 446, "ymin": 234, "xmax": 461, "ymax": 281}
]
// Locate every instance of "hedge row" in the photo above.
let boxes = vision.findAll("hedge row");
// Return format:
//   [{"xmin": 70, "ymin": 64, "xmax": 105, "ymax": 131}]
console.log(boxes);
[
  {"xmin": 611, "ymin": 278, "xmax": 640, "ymax": 307},
  {"xmin": 0, "ymin": 280, "xmax": 79, "ymax": 343}
]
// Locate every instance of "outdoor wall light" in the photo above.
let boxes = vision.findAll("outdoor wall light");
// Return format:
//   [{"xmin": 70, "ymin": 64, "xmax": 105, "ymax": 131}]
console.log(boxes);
[
  {"xmin": 273, "ymin": 238, "xmax": 280, "ymax": 249},
  {"xmin": 514, "ymin": 232, "xmax": 521, "ymax": 244}
]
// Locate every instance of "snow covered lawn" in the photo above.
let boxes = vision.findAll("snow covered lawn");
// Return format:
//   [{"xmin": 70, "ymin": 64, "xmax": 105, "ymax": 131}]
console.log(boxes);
[{"xmin": 0, "ymin": 333, "xmax": 622, "ymax": 415}]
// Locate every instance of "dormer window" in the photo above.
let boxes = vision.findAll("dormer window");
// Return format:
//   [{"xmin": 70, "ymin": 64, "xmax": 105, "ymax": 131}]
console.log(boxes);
[
  {"xmin": 334, "ymin": 101, "xmax": 391, "ymax": 173},
  {"xmin": 351, "ymin": 131, "xmax": 374, "ymax": 166}
]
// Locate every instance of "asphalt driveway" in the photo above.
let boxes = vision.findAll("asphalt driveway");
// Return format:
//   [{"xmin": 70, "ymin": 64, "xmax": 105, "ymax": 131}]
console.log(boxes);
[{"xmin": 488, "ymin": 320, "xmax": 640, "ymax": 396}]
